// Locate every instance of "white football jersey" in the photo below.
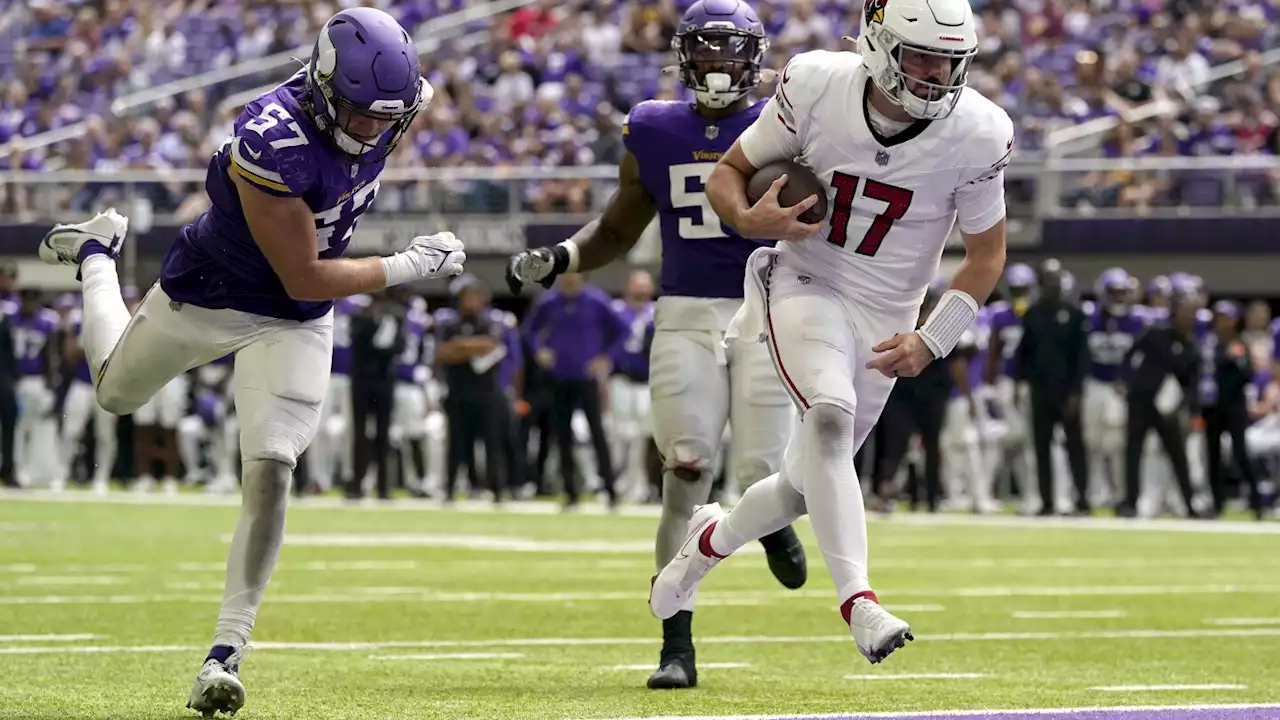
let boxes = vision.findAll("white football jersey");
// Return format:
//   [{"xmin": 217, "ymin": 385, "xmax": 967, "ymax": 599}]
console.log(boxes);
[{"xmin": 738, "ymin": 50, "xmax": 1014, "ymax": 318}]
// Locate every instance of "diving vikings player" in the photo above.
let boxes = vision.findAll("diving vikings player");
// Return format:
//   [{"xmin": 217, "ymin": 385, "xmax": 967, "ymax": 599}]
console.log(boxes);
[
  {"xmin": 506, "ymin": 0, "xmax": 807, "ymax": 690},
  {"xmin": 38, "ymin": 8, "xmax": 466, "ymax": 717}
]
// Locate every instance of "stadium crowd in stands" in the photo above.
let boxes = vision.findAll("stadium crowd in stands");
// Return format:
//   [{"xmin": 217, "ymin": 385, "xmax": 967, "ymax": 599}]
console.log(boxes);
[{"xmin": 0, "ymin": 0, "xmax": 1279, "ymax": 217}]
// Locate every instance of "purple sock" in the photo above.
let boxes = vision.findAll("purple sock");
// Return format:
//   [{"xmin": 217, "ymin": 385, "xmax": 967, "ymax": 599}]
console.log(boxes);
[{"xmin": 206, "ymin": 645, "xmax": 237, "ymax": 666}]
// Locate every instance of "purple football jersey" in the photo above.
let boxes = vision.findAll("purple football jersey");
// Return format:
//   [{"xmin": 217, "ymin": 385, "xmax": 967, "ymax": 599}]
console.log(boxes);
[
  {"xmin": 1085, "ymin": 302, "xmax": 1145, "ymax": 382},
  {"xmin": 492, "ymin": 308, "xmax": 520, "ymax": 391},
  {"xmin": 623, "ymin": 99, "xmax": 774, "ymax": 299},
  {"xmin": 71, "ymin": 317, "xmax": 92, "ymax": 383},
  {"xmin": 160, "ymin": 70, "xmax": 384, "ymax": 322},
  {"xmin": 986, "ymin": 301, "xmax": 1023, "ymax": 378},
  {"xmin": 14, "ymin": 309, "xmax": 57, "ymax": 377},
  {"xmin": 331, "ymin": 297, "xmax": 358, "ymax": 376},
  {"xmin": 610, "ymin": 298, "xmax": 654, "ymax": 381},
  {"xmin": 1271, "ymin": 318, "xmax": 1280, "ymax": 361},
  {"xmin": 395, "ymin": 308, "xmax": 429, "ymax": 383}
]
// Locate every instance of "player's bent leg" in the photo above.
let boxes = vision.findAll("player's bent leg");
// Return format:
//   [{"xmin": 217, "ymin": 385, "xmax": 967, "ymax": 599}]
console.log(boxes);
[
  {"xmin": 728, "ymin": 340, "xmax": 806, "ymax": 589},
  {"xmin": 96, "ymin": 286, "xmax": 227, "ymax": 417}
]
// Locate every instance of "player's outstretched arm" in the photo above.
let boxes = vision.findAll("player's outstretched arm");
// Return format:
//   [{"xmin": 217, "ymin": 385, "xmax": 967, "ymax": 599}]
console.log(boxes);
[
  {"xmin": 505, "ymin": 151, "xmax": 656, "ymax": 293},
  {"xmin": 234, "ymin": 173, "xmax": 465, "ymax": 301}
]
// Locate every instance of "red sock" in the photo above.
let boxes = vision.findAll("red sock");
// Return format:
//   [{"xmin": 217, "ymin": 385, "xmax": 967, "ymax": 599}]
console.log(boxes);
[
  {"xmin": 840, "ymin": 590, "xmax": 879, "ymax": 626},
  {"xmin": 698, "ymin": 521, "xmax": 727, "ymax": 559}
]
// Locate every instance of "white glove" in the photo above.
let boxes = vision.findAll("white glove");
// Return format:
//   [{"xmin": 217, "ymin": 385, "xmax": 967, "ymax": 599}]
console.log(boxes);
[{"xmin": 381, "ymin": 231, "xmax": 467, "ymax": 286}]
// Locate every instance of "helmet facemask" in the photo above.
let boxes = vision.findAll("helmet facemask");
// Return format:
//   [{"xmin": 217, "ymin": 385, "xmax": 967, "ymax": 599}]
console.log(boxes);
[
  {"xmin": 861, "ymin": 26, "xmax": 975, "ymax": 120},
  {"xmin": 674, "ymin": 27, "xmax": 766, "ymax": 110}
]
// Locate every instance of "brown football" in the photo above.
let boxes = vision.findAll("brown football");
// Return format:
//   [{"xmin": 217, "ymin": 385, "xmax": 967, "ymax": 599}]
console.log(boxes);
[{"xmin": 745, "ymin": 160, "xmax": 829, "ymax": 225}]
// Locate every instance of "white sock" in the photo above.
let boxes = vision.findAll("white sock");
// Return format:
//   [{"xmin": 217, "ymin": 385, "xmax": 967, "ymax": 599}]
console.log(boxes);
[
  {"xmin": 796, "ymin": 404, "xmax": 871, "ymax": 603},
  {"xmin": 79, "ymin": 255, "xmax": 133, "ymax": 384},
  {"xmin": 709, "ymin": 471, "xmax": 806, "ymax": 556},
  {"xmin": 212, "ymin": 459, "xmax": 290, "ymax": 648}
]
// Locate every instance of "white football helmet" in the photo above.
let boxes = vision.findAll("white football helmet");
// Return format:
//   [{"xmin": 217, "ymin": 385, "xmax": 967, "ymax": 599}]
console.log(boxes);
[{"xmin": 855, "ymin": 0, "xmax": 978, "ymax": 120}]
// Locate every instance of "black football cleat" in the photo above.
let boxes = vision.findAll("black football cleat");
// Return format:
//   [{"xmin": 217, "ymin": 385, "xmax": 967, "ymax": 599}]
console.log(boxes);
[
  {"xmin": 647, "ymin": 654, "xmax": 697, "ymax": 690},
  {"xmin": 759, "ymin": 524, "xmax": 807, "ymax": 590}
]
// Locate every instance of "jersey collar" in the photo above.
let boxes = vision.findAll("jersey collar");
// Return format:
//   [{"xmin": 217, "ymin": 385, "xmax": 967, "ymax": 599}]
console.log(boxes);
[{"xmin": 860, "ymin": 78, "xmax": 933, "ymax": 149}]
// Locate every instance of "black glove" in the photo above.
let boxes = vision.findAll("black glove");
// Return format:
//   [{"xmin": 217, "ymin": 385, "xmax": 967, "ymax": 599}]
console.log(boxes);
[{"xmin": 505, "ymin": 244, "xmax": 571, "ymax": 294}]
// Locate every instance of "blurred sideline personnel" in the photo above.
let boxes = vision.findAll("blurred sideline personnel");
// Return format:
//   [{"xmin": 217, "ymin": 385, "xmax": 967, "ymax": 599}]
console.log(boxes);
[
  {"xmin": 37, "ymin": 8, "xmax": 467, "ymax": 718},
  {"xmin": 870, "ymin": 283, "xmax": 953, "ymax": 512},
  {"xmin": 985, "ymin": 264, "xmax": 1038, "ymax": 513},
  {"xmin": 1015, "ymin": 259, "xmax": 1090, "ymax": 515},
  {"xmin": 1082, "ymin": 268, "xmax": 1144, "ymax": 509},
  {"xmin": 13, "ymin": 288, "xmax": 59, "ymax": 488},
  {"xmin": 652, "ymin": 0, "xmax": 1010, "ymax": 670},
  {"xmin": 0, "ymin": 266, "xmax": 16, "ymax": 488},
  {"xmin": 506, "ymin": 0, "xmax": 809, "ymax": 689},
  {"xmin": 348, "ymin": 288, "xmax": 404, "ymax": 501},
  {"xmin": 522, "ymin": 273, "xmax": 624, "ymax": 508},
  {"xmin": 1118, "ymin": 286, "xmax": 1200, "ymax": 518},
  {"xmin": 609, "ymin": 270, "xmax": 656, "ymax": 502},
  {"xmin": 306, "ymin": 295, "xmax": 360, "ymax": 494},
  {"xmin": 434, "ymin": 275, "xmax": 509, "ymax": 502},
  {"xmin": 391, "ymin": 292, "xmax": 431, "ymax": 497},
  {"xmin": 1204, "ymin": 300, "xmax": 1263, "ymax": 518}
]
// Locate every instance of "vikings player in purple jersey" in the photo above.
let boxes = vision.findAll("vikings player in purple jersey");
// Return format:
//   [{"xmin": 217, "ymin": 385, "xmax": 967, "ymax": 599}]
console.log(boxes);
[
  {"xmin": 984, "ymin": 263, "xmax": 1039, "ymax": 513},
  {"xmin": 13, "ymin": 289, "xmax": 59, "ymax": 487},
  {"xmin": 505, "ymin": 0, "xmax": 805, "ymax": 690},
  {"xmin": 608, "ymin": 270, "xmax": 656, "ymax": 502},
  {"xmin": 37, "ymin": 9, "xmax": 468, "ymax": 718},
  {"xmin": 1082, "ymin": 268, "xmax": 1147, "ymax": 510}
]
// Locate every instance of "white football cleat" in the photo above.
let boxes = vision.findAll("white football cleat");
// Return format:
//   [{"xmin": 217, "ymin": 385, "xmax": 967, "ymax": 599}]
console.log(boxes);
[
  {"xmin": 849, "ymin": 596, "xmax": 913, "ymax": 664},
  {"xmin": 39, "ymin": 207, "xmax": 128, "ymax": 266},
  {"xmin": 187, "ymin": 648, "xmax": 246, "ymax": 718},
  {"xmin": 649, "ymin": 502, "xmax": 727, "ymax": 620}
]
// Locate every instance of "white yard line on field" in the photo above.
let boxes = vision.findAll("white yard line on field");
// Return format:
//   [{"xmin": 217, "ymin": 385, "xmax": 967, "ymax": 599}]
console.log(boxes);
[
  {"xmin": 1091, "ymin": 684, "xmax": 1247, "ymax": 692},
  {"xmin": 1011, "ymin": 610, "xmax": 1128, "ymax": 620},
  {"xmin": 0, "ymin": 634, "xmax": 104, "ymax": 642},
  {"xmin": 605, "ymin": 662, "xmax": 750, "ymax": 671},
  {"xmin": 5, "ymin": 626, "xmax": 1280, "ymax": 656},
  {"xmin": 1205, "ymin": 617, "xmax": 1280, "ymax": 626},
  {"xmin": 565, "ymin": 703, "xmax": 1280, "ymax": 720},
  {"xmin": 844, "ymin": 673, "xmax": 988, "ymax": 681},
  {"xmin": 2, "ymin": 583, "xmax": 1278, "ymax": 606},
  {"xmin": 6, "ymin": 489, "xmax": 1280, "ymax": 535},
  {"xmin": 367, "ymin": 652, "xmax": 526, "ymax": 661},
  {"xmin": 14, "ymin": 575, "xmax": 125, "ymax": 586}
]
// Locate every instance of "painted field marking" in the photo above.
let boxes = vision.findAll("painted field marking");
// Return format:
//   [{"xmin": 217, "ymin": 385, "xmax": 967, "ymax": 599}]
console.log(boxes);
[
  {"xmin": 565, "ymin": 701, "xmax": 1280, "ymax": 720},
  {"xmin": 1011, "ymin": 610, "xmax": 1127, "ymax": 620},
  {"xmin": 5, "ymin": 626, "xmax": 1280, "ymax": 656},
  {"xmin": 844, "ymin": 673, "xmax": 987, "ymax": 681},
  {"xmin": 1205, "ymin": 617, "xmax": 1280, "ymax": 626},
  {"xmin": 368, "ymin": 652, "xmax": 525, "ymax": 661},
  {"xmin": 0, "ymin": 634, "xmax": 103, "ymax": 642},
  {"xmin": 1091, "ymin": 684, "xmax": 1247, "ymax": 692},
  {"xmin": 15, "ymin": 575, "xmax": 125, "ymax": 586},
  {"xmin": 606, "ymin": 662, "xmax": 750, "ymax": 671}
]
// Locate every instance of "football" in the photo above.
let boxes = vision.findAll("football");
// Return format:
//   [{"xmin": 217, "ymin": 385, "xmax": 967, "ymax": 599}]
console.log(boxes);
[{"xmin": 745, "ymin": 160, "xmax": 829, "ymax": 225}]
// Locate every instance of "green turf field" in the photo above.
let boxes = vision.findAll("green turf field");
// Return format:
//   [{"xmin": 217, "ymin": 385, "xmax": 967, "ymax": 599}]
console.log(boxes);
[{"xmin": 1, "ymin": 493, "xmax": 1278, "ymax": 720}]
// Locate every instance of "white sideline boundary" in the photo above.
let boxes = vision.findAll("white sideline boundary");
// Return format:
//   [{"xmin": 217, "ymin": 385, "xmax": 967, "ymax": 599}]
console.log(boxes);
[
  {"xmin": 3, "ymin": 490, "xmax": 1279, "ymax": 535},
  {"xmin": 3, "ymin": 626, "xmax": 1280, "ymax": 655},
  {"xmin": 564, "ymin": 703, "xmax": 1280, "ymax": 720}
]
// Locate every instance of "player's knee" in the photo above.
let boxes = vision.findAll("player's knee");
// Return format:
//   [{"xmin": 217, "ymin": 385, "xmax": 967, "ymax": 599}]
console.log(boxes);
[
  {"xmin": 94, "ymin": 383, "xmax": 144, "ymax": 417},
  {"xmin": 806, "ymin": 403, "xmax": 855, "ymax": 455},
  {"xmin": 734, "ymin": 456, "xmax": 775, "ymax": 490},
  {"xmin": 241, "ymin": 458, "xmax": 293, "ymax": 500},
  {"xmin": 662, "ymin": 437, "xmax": 715, "ymax": 480}
]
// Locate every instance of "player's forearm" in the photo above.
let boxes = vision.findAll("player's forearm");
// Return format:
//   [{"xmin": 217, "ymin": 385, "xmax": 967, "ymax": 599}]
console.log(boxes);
[
  {"xmin": 568, "ymin": 218, "xmax": 642, "ymax": 272},
  {"xmin": 707, "ymin": 162, "xmax": 753, "ymax": 235},
  {"xmin": 948, "ymin": 247, "xmax": 1006, "ymax": 306},
  {"xmin": 283, "ymin": 257, "xmax": 389, "ymax": 301}
]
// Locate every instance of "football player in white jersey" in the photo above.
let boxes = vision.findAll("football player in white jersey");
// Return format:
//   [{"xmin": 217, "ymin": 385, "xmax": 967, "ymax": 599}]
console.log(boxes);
[{"xmin": 650, "ymin": 0, "xmax": 1012, "ymax": 664}]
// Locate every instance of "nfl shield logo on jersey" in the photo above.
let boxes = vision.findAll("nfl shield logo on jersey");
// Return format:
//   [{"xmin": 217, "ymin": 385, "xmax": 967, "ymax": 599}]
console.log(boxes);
[
  {"xmin": 705, "ymin": 125, "xmax": 719, "ymax": 140},
  {"xmin": 875, "ymin": 150, "xmax": 890, "ymax": 166}
]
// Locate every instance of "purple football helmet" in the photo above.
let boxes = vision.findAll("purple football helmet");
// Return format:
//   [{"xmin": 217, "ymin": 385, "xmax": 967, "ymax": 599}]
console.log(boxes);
[
  {"xmin": 673, "ymin": 0, "xmax": 768, "ymax": 110},
  {"xmin": 1146, "ymin": 275, "xmax": 1172, "ymax": 307},
  {"xmin": 1095, "ymin": 267, "xmax": 1132, "ymax": 315},
  {"xmin": 306, "ymin": 8, "xmax": 431, "ymax": 163},
  {"xmin": 1002, "ymin": 262, "xmax": 1036, "ymax": 303}
]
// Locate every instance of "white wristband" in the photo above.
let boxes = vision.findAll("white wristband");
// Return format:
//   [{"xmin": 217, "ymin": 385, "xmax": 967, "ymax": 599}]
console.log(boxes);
[
  {"xmin": 557, "ymin": 239, "xmax": 580, "ymax": 272},
  {"xmin": 918, "ymin": 289, "xmax": 979, "ymax": 359},
  {"xmin": 380, "ymin": 253, "xmax": 417, "ymax": 287}
]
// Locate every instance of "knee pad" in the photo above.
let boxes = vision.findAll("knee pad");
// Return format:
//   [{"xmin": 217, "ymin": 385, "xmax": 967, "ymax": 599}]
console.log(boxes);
[
  {"xmin": 662, "ymin": 436, "xmax": 716, "ymax": 478},
  {"xmin": 806, "ymin": 403, "xmax": 855, "ymax": 455},
  {"xmin": 734, "ymin": 456, "xmax": 775, "ymax": 491}
]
